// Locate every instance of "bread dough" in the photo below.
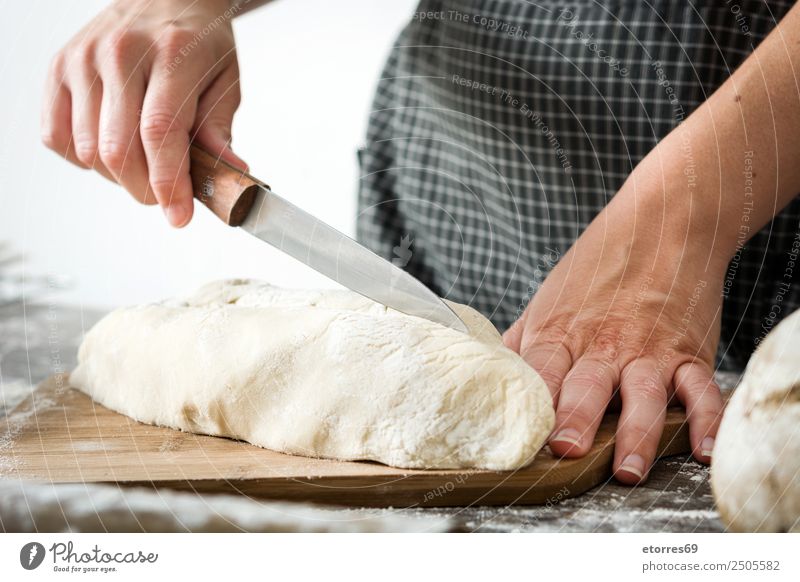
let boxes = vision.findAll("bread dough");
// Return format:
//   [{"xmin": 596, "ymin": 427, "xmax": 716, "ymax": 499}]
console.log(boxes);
[
  {"xmin": 711, "ymin": 308, "xmax": 800, "ymax": 532},
  {"xmin": 70, "ymin": 279, "xmax": 554, "ymax": 470}
]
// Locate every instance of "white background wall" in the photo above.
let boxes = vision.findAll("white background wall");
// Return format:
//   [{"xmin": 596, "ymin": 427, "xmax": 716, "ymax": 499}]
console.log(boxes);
[{"xmin": 0, "ymin": 0, "xmax": 418, "ymax": 309}]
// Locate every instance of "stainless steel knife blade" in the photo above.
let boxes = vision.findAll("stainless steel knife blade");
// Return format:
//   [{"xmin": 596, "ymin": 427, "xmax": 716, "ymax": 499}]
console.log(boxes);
[{"xmin": 239, "ymin": 186, "xmax": 468, "ymax": 333}]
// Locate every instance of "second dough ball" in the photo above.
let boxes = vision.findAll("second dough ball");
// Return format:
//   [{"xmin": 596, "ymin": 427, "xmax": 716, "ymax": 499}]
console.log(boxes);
[{"xmin": 711, "ymin": 308, "xmax": 800, "ymax": 532}]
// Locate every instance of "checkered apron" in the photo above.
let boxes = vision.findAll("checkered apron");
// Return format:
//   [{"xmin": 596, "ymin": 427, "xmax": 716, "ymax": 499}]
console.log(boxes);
[{"xmin": 356, "ymin": 0, "xmax": 799, "ymax": 371}]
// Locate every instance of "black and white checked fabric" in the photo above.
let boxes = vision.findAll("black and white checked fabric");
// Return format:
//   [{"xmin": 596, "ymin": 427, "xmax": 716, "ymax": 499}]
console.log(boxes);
[{"xmin": 356, "ymin": 0, "xmax": 800, "ymax": 371}]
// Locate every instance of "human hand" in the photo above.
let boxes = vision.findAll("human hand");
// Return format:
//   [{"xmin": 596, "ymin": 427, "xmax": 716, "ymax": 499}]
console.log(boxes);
[
  {"xmin": 41, "ymin": 0, "xmax": 246, "ymax": 227},
  {"xmin": 503, "ymin": 171, "xmax": 726, "ymax": 484}
]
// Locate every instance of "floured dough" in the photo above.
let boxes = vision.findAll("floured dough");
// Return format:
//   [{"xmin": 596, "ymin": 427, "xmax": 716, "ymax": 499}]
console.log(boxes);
[
  {"xmin": 70, "ymin": 279, "xmax": 553, "ymax": 470},
  {"xmin": 711, "ymin": 308, "xmax": 800, "ymax": 532}
]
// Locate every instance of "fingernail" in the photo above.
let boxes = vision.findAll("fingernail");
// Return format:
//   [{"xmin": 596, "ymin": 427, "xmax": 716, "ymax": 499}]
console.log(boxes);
[
  {"xmin": 618, "ymin": 454, "xmax": 646, "ymax": 479},
  {"xmin": 165, "ymin": 204, "xmax": 187, "ymax": 227},
  {"xmin": 550, "ymin": 428, "xmax": 582, "ymax": 447},
  {"xmin": 700, "ymin": 437, "xmax": 715, "ymax": 458}
]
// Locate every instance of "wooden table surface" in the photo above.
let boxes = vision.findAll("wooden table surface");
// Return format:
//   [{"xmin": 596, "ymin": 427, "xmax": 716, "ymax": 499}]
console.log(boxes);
[{"xmin": 0, "ymin": 301, "xmax": 738, "ymax": 532}]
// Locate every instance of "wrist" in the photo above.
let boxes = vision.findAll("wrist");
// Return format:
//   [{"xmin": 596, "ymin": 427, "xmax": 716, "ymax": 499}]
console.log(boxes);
[
  {"xmin": 613, "ymin": 146, "xmax": 741, "ymax": 279},
  {"xmin": 582, "ymin": 168, "xmax": 730, "ymax": 283}
]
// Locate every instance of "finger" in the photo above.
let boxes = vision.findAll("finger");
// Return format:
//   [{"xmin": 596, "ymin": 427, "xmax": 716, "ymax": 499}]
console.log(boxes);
[
  {"xmin": 614, "ymin": 358, "xmax": 668, "ymax": 484},
  {"xmin": 41, "ymin": 58, "xmax": 88, "ymax": 169},
  {"xmin": 674, "ymin": 361, "xmax": 723, "ymax": 464},
  {"xmin": 518, "ymin": 331, "xmax": 573, "ymax": 405},
  {"xmin": 193, "ymin": 61, "xmax": 247, "ymax": 171},
  {"xmin": 140, "ymin": 32, "xmax": 208, "ymax": 227},
  {"xmin": 69, "ymin": 60, "xmax": 114, "ymax": 181},
  {"xmin": 97, "ymin": 37, "xmax": 154, "ymax": 205},
  {"xmin": 502, "ymin": 312, "xmax": 526, "ymax": 353},
  {"xmin": 549, "ymin": 354, "xmax": 620, "ymax": 457}
]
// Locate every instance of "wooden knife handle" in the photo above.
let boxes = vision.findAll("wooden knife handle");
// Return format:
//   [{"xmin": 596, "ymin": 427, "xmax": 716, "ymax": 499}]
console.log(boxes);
[{"xmin": 189, "ymin": 144, "xmax": 268, "ymax": 226}]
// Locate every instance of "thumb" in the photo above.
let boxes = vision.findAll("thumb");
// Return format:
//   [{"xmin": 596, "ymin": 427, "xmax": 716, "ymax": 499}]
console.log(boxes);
[
  {"xmin": 193, "ymin": 63, "xmax": 247, "ymax": 171},
  {"xmin": 502, "ymin": 310, "xmax": 526, "ymax": 352}
]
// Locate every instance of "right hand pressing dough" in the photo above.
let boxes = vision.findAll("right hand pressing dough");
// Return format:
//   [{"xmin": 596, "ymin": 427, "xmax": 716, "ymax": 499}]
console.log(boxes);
[{"xmin": 70, "ymin": 279, "xmax": 554, "ymax": 470}]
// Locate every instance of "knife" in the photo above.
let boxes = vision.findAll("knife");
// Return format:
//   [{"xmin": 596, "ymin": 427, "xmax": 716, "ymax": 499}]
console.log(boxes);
[{"xmin": 188, "ymin": 144, "xmax": 468, "ymax": 333}]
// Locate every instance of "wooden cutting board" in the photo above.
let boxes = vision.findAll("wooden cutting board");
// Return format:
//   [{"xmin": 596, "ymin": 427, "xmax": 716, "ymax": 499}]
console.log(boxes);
[{"xmin": 0, "ymin": 374, "xmax": 696, "ymax": 507}]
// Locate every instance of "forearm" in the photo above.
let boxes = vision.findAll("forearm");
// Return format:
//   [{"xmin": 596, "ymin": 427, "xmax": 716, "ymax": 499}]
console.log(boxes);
[{"xmin": 609, "ymin": 3, "xmax": 800, "ymax": 273}]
